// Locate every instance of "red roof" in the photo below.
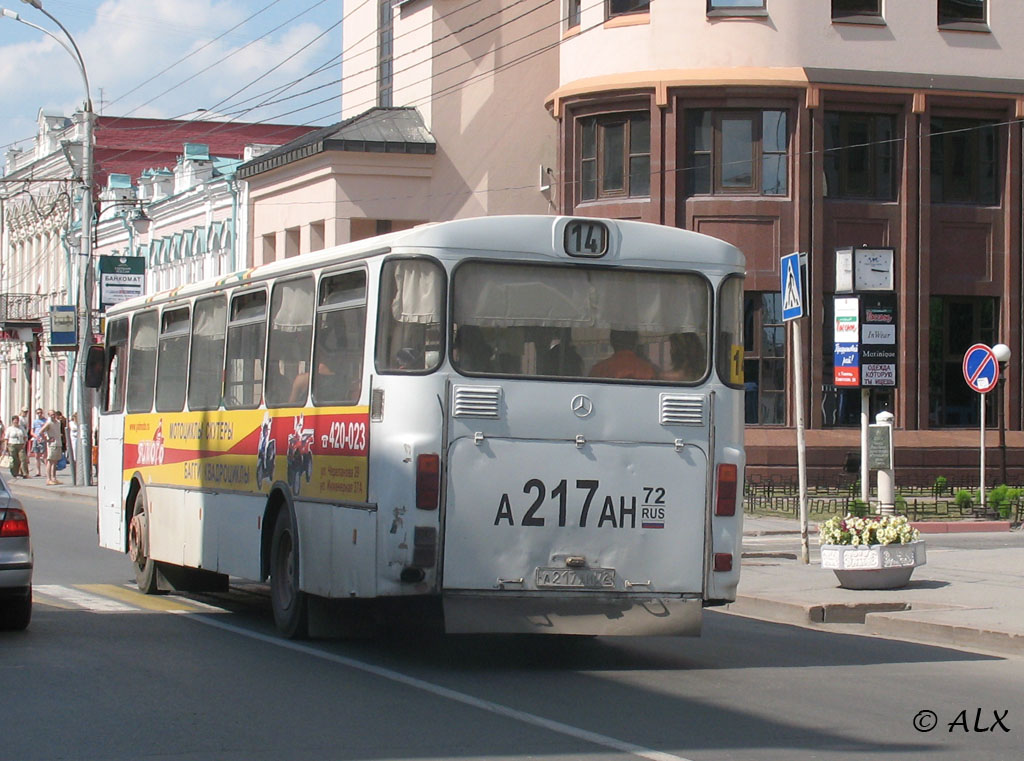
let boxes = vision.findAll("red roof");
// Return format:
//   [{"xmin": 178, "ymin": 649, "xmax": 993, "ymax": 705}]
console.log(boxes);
[{"xmin": 92, "ymin": 116, "xmax": 318, "ymax": 190}]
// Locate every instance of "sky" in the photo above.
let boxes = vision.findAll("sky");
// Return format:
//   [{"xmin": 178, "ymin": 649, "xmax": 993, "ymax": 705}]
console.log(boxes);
[{"xmin": 0, "ymin": 0, "xmax": 345, "ymax": 165}]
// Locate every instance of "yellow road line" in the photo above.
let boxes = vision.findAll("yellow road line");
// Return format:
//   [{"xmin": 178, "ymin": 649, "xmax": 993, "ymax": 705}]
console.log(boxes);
[{"xmin": 77, "ymin": 584, "xmax": 205, "ymax": 612}]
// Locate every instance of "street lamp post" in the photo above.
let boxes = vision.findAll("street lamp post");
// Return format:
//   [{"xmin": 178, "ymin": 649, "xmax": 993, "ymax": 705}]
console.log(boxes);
[
  {"xmin": 5, "ymin": 0, "xmax": 95, "ymax": 485},
  {"xmin": 992, "ymin": 343, "xmax": 1011, "ymax": 487}
]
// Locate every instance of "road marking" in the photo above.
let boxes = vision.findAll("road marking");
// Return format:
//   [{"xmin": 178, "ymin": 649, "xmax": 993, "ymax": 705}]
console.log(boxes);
[
  {"xmin": 179, "ymin": 612, "xmax": 695, "ymax": 761},
  {"xmin": 34, "ymin": 585, "xmax": 139, "ymax": 613},
  {"xmin": 78, "ymin": 584, "xmax": 207, "ymax": 612}
]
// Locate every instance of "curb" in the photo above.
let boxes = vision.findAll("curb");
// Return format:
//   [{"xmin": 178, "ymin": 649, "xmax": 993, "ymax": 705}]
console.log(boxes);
[
  {"xmin": 866, "ymin": 609, "xmax": 1024, "ymax": 657},
  {"xmin": 911, "ymin": 521, "xmax": 1012, "ymax": 533},
  {"xmin": 726, "ymin": 595, "xmax": 910, "ymax": 626},
  {"xmin": 726, "ymin": 594, "xmax": 1024, "ymax": 657}
]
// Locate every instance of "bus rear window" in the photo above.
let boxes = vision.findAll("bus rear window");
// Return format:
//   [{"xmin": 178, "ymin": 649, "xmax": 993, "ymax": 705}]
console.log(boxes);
[{"xmin": 451, "ymin": 262, "xmax": 710, "ymax": 382}]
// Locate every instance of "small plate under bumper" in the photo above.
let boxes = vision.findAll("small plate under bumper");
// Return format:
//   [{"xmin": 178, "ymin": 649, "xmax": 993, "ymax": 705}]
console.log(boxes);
[{"xmin": 442, "ymin": 592, "xmax": 702, "ymax": 636}]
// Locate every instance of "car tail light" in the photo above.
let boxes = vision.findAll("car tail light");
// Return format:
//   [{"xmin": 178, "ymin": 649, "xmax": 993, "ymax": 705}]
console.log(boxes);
[
  {"xmin": 715, "ymin": 463, "xmax": 738, "ymax": 516},
  {"xmin": 416, "ymin": 454, "xmax": 440, "ymax": 510},
  {"xmin": 713, "ymin": 552, "xmax": 733, "ymax": 572},
  {"xmin": 0, "ymin": 507, "xmax": 29, "ymax": 537}
]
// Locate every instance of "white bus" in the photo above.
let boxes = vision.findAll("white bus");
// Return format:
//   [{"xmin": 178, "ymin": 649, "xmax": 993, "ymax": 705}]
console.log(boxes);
[{"xmin": 88, "ymin": 216, "xmax": 746, "ymax": 638}]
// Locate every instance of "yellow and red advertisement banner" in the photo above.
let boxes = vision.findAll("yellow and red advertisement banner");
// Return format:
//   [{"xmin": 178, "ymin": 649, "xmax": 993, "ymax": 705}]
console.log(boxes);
[{"xmin": 123, "ymin": 407, "xmax": 369, "ymax": 501}]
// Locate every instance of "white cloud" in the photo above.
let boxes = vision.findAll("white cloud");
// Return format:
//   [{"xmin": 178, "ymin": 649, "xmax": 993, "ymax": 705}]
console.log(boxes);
[{"xmin": 0, "ymin": 0, "xmax": 341, "ymax": 153}]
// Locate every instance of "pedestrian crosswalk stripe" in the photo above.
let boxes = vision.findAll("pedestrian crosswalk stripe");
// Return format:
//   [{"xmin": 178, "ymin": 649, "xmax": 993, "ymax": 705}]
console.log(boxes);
[
  {"xmin": 33, "ymin": 584, "xmax": 211, "ymax": 614},
  {"xmin": 78, "ymin": 584, "xmax": 206, "ymax": 612},
  {"xmin": 34, "ymin": 584, "xmax": 138, "ymax": 613}
]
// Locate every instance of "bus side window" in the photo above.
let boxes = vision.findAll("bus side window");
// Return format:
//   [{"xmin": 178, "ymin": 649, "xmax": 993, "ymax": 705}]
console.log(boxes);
[
  {"xmin": 266, "ymin": 276, "xmax": 314, "ymax": 407},
  {"xmin": 188, "ymin": 296, "xmax": 227, "ymax": 411},
  {"xmin": 126, "ymin": 311, "xmax": 159, "ymax": 414},
  {"xmin": 717, "ymin": 276, "xmax": 745, "ymax": 388},
  {"xmin": 313, "ymin": 270, "xmax": 367, "ymax": 405},
  {"xmin": 155, "ymin": 307, "xmax": 191, "ymax": 412},
  {"xmin": 105, "ymin": 317, "xmax": 129, "ymax": 414},
  {"xmin": 225, "ymin": 290, "xmax": 267, "ymax": 409},
  {"xmin": 375, "ymin": 258, "xmax": 444, "ymax": 373}
]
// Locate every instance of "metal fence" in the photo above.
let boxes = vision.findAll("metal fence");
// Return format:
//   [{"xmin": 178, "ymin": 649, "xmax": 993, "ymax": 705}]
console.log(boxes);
[{"xmin": 743, "ymin": 474, "xmax": 1022, "ymax": 523}]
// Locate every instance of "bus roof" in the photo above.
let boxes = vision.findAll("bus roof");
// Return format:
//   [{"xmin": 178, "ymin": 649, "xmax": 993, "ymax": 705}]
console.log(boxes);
[{"xmin": 107, "ymin": 216, "xmax": 745, "ymax": 316}]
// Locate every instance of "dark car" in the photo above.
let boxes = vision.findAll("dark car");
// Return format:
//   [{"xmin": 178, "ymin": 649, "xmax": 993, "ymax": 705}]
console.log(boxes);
[{"xmin": 0, "ymin": 473, "xmax": 32, "ymax": 630}]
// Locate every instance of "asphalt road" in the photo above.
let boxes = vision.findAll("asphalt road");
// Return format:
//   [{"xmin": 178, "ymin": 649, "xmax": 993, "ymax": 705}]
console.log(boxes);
[{"xmin": 2, "ymin": 489, "xmax": 1020, "ymax": 761}]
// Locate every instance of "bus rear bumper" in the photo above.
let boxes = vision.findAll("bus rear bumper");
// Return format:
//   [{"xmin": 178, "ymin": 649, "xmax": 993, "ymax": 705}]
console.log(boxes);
[{"xmin": 442, "ymin": 592, "xmax": 702, "ymax": 636}]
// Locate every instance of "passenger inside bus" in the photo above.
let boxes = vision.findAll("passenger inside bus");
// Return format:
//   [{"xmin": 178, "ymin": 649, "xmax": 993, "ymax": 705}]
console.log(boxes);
[
  {"xmin": 589, "ymin": 330, "xmax": 659, "ymax": 380},
  {"xmin": 536, "ymin": 328, "xmax": 582, "ymax": 377},
  {"xmin": 660, "ymin": 332, "xmax": 705, "ymax": 382}
]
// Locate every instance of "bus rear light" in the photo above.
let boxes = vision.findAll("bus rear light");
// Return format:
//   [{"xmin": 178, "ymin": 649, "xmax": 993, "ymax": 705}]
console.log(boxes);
[
  {"xmin": 713, "ymin": 553, "xmax": 733, "ymax": 572},
  {"xmin": 0, "ymin": 508, "xmax": 29, "ymax": 537},
  {"xmin": 715, "ymin": 463, "xmax": 738, "ymax": 516},
  {"xmin": 416, "ymin": 454, "xmax": 440, "ymax": 510}
]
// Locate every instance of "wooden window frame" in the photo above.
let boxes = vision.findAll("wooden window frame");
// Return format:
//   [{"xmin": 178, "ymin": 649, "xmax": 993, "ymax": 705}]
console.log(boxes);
[
  {"xmin": 578, "ymin": 111, "xmax": 651, "ymax": 203},
  {"xmin": 824, "ymin": 111, "xmax": 898, "ymax": 201},
  {"xmin": 686, "ymin": 109, "xmax": 789, "ymax": 197},
  {"xmin": 607, "ymin": 0, "xmax": 650, "ymax": 19},
  {"xmin": 743, "ymin": 292, "xmax": 786, "ymax": 426}
]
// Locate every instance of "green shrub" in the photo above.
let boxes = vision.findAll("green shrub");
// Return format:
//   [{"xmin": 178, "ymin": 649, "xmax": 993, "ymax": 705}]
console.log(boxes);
[
  {"xmin": 933, "ymin": 475, "xmax": 948, "ymax": 495},
  {"xmin": 954, "ymin": 489, "xmax": 974, "ymax": 509},
  {"xmin": 895, "ymin": 493, "xmax": 908, "ymax": 512},
  {"xmin": 849, "ymin": 498, "xmax": 869, "ymax": 517},
  {"xmin": 986, "ymin": 485, "xmax": 1023, "ymax": 519}
]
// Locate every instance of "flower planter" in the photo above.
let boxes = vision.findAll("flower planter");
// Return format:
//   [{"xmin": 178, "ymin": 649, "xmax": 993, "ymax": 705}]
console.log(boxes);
[{"xmin": 819, "ymin": 540, "xmax": 927, "ymax": 590}]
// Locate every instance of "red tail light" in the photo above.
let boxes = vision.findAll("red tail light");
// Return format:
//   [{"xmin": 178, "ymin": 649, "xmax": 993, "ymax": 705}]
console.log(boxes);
[
  {"xmin": 715, "ymin": 463, "xmax": 738, "ymax": 516},
  {"xmin": 416, "ymin": 454, "xmax": 440, "ymax": 510},
  {"xmin": 713, "ymin": 553, "xmax": 733, "ymax": 572},
  {"xmin": 0, "ymin": 507, "xmax": 30, "ymax": 537}
]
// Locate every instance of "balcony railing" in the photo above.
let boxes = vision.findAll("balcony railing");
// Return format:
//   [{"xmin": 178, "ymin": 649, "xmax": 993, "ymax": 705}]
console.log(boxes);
[{"xmin": 0, "ymin": 293, "xmax": 50, "ymax": 324}]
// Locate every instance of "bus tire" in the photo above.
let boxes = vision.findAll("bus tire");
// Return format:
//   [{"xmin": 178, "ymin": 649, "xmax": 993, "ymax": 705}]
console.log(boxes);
[
  {"xmin": 128, "ymin": 485, "xmax": 159, "ymax": 595},
  {"xmin": 270, "ymin": 507, "xmax": 308, "ymax": 638}
]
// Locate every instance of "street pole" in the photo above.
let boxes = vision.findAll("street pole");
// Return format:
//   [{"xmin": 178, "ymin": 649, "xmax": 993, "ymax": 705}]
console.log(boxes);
[
  {"xmin": 14, "ymin": 0, "xmax": 94, "ymax": 485},
  {"xmin": 992, "ymin": 343, "xmax": 1011, "ymax": 487}
]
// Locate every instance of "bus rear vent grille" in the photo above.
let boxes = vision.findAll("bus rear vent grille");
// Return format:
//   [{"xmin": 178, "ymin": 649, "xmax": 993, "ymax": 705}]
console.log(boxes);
[
  {"xmin": 453, "ymin": 385, "xmax": 502, "ymax": 418},
  {"xmin": 660, "ymin": 394, "xmax": 705, "ymax": 426}
]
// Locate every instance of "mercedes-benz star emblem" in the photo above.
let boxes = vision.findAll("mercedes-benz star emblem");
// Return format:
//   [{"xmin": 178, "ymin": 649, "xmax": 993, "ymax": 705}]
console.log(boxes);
[{"xmin": 570, "ymin": 394, "xmax": 593, "ymax": 418}]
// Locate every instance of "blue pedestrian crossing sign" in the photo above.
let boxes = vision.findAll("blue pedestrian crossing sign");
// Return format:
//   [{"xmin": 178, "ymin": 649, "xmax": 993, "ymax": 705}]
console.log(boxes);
[
  {"xmin": 963, "ymin": 343, "xmax": 999, "ymax": 393},
  {"xmin": 780, "ymin": 252, "xmax": 805, "ymax": 321}
]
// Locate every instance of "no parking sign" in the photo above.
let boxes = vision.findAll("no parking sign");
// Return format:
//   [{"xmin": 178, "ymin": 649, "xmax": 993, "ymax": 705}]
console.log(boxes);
[{"xmin": 963, "ymin": 343, "xmax": 999, "ymax": 393}]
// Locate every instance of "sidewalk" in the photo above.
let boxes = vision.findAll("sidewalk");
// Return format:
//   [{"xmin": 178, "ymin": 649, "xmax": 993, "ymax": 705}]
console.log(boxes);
[
  {"xmin": 9, "ymin": 473, "xmax": 1023, "ymax": 657},
  {"xmin": 735, "ymin": 515, "xmax": 1024, "ymax": 657},
  {"xmin": 6, "ymin": 466, "xmax": 97, "ymax": 499}
]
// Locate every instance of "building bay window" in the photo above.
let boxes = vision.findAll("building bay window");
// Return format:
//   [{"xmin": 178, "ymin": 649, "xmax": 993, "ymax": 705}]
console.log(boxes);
[
  {"xmin": 744, "ymin": 292, "xmax": 785, "ymax": 425},
  {"xmin": 930, "ymin": 117, "xmax": 997, "ymax": 205},
  {"xmin": 579, "ymin": 112, "xmax": 651, "ymax": 202},
  {"xmin": 824, "ymin": 112, "xmax": 896, "ymax": 200},
  {"xmin": 686, "ymin": 109, "xmax": 788, "ymax": 196}
]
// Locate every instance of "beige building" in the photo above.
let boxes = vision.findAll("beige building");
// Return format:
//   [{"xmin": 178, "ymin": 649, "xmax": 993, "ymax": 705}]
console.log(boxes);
[
  {"xmin": 238, "ymin": 0, "xmax": 560, "ymax": 260},
  {"xmin": 292, "ymin": 0, "xmax": 1024, "ymax": 483}
]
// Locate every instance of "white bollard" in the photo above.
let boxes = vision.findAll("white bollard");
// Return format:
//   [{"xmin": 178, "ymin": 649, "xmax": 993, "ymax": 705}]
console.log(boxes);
[{"xmin": 875, "ymin": 411, "xmax": 895, "ymax": 515}]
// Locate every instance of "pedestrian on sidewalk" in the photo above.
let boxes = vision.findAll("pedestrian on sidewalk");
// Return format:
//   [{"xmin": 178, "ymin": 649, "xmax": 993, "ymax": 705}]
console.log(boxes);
[
  {"xmin": 40, "ymin": 411, "xmax": 63, "ymax": 485},
  {"xmin": 3, "ymin": 415, "xmax": 28, "ymax": 479},
  {"xmin": 30, "ymin": 408, "xmax": 47, "ymax": 478},
  {"xmin": 67, "ymin": 412, "xmax": 78, "ymax": 471}
]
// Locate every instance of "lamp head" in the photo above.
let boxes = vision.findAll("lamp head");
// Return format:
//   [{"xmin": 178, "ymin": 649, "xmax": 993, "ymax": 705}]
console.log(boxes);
[
  {"xmin": 21, "ymin": 1, "xmax": 43, "ymax": 9},
  {"xmin": 130, "ymin": 208, "xmax": 151, "ymax": 234},
  {"xmin": 992, "ymin": 343, "xmax": 1011, "ymax": 364}
]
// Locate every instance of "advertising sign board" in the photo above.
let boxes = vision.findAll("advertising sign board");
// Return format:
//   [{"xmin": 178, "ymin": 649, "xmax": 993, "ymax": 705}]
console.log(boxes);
[
  {"xmin": 48, "ymin": 305, "xmax": 77, "ymax": 351},
  {"xmin": 859, "ymin": 293, "xmax": 898, "ymax": 387},
  {"xmin": 99, "ymin": 255, "xmax": 146, "ymax": 312}
]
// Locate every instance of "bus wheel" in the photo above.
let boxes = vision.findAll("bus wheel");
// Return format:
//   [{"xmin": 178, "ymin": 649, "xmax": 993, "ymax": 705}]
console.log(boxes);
[
  {"xmin": 270, "ymin": 508, "xmax": 308, "ymax": 638},
  {"xmin": 128, "ymin": 487, "xmax": 159, "ymax": 594}
]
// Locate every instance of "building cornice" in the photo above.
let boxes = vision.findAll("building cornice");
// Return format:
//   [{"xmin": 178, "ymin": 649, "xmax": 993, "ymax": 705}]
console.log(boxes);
[{"xmin": 547, "ymin": 66, "xmax": 1024, "ymax": 117}]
